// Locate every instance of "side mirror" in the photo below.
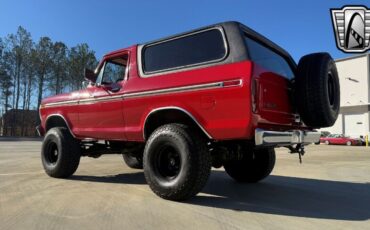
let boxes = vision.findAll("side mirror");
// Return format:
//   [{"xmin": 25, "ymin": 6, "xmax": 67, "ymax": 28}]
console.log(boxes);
[
  {"xmin": 81, "ymin": 80, "xmax": 90, "ymax": 89},
  {"xmin": 84, "ymin": 68, "xmax": 97, "ymax": 83}
]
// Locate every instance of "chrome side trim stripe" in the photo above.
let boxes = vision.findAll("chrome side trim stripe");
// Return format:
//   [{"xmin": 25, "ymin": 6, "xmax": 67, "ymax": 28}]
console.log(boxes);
[
  {"xmin": 124, "ymin": 81, "xmax": 222, "ymax": 99},
  {"xmin": 43, "ymin": 79, "xmax": 242, "ymax": 108},
  {"xmin": 79, "ymin": 95, "xmax": 122, "ymax": 104},
  {"xmin": 43, "ymin": 100, "xmax": 78, "ymax": 107}
]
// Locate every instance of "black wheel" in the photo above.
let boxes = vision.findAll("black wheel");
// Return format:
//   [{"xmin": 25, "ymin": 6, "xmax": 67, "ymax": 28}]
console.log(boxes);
[
  {"xmin": 295, "ymin": 52, "xmax": 340, "ymax": 128},
  {"xmin": 41, "ymin": 127, "xmax": 80, "ymax": 178},
  {"xmin": 143, "ymin": 124, "xmax": 211, "ymax": 201},
  {"xmin": 224, "ymin": 147, "xmax": 275, "ymax": 183},
  {"xmin": 123, "ymin": 154, "xmax": 143, "ymax": 169}
]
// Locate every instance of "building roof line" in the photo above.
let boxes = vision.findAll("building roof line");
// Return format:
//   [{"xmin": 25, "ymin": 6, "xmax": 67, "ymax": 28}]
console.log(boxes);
[
  {"xmin": 335, "ymin": 53, "xmax": 370, "ymax": 62},
  {"xmin": 341, "ymin": 103, "xmax": 370, "ymax": 108}
]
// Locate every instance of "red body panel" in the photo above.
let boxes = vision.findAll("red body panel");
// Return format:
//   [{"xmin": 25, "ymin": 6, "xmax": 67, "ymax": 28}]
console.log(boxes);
[{"xmin": 39, "ymin": 45, "xmax": 305, "ymax": 142}]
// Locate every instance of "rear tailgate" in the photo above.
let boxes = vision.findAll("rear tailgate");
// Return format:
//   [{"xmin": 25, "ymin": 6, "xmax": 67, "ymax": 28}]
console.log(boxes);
[{"xmin": 253, "ymin": 65, "xmax": 297, "ymax": 127}]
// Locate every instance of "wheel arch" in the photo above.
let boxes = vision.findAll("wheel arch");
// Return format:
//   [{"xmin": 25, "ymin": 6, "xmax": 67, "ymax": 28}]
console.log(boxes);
[
  {"xmin": 45, "ymin": 114, "xmax": 75, "ymax": 137},
  {"xmin": 143, "ymin": 106, "xmax": 212, "ymax": 140}
]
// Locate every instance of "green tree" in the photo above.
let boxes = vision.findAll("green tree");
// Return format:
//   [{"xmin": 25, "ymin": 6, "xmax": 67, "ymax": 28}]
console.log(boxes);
[
  {"xmin": 0, "ymin": 26, "xmax": 100, "ymax": 136},
  {"xmin": 49, "ymin": 41, "xmax": 68, "ymax": 95},
  {"xmin": 68, "ymin": 43, "xmax": 98, "ymax": 90},
  {"xmin": 0, "ymin": 71, "xmax": 13, "ymax": 136},
  {"xmin": 25, "ymin": 48, "xmax": 37, "ymax": 111},
  {"xmin": 0, "ymin": 37, "xmax": 3, "ymax": 57},
  {"xmin": 34, "ymin": 37, "xmax": 53, "ymax": 112},
  {"xmin": 0, "ymin": 38, "xmax": 13, "ymax": 135},
  {"xmin": 2, "ymin": 26, "xmax": 33, "ymax": 135},
  {"xmin": 0, "ymin": 52, "xmax": 14, "ymax": 113}
]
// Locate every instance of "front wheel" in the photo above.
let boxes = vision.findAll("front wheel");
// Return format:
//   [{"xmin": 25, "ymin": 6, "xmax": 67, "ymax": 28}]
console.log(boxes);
[
  {"xmin": 41, "ymin": 127, "xmax": 81, "ymax": 178},
  {"xmin": 224, "ymin": 147, "xmax": 275, "ymax": 183},
  {"xmin": 346, "ymin": 141, "xmax": 352, "ymax": 146},
  {"xmin": 143, "ymin": 124, "xmax": 211, "ymax": 201}
]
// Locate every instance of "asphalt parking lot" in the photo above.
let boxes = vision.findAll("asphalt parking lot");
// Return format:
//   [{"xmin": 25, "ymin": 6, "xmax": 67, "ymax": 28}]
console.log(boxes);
[{"xmin": 0, "ymin": 140, "xmax": 369, "ymax": 230}]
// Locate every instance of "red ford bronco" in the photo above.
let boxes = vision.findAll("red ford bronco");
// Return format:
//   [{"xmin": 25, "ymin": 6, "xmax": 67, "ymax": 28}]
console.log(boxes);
[{"xmin": 38, "ymin": 21, "xmax": 340, "ymax": 200}]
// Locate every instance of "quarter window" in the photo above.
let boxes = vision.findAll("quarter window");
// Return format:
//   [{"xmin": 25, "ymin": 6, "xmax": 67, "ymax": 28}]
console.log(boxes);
[
  {"xmin": 142, "ymin": 29, "xmax": 226, "ymax": 73},
  {"xmin": 245, "ymin": 36, "xmax": 294, "ymax": 79}
]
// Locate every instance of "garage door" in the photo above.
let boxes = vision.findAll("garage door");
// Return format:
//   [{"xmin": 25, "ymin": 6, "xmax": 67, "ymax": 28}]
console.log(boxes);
[{"xmin": 344, "ymin": 113, "xmax": 366, "ymax": 137}]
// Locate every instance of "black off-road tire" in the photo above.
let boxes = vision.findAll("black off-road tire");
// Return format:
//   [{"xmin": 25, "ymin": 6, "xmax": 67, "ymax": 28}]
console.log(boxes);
[
  {"xmin": 295, "ymin": 52, "xmax": 340, "ymax": 128},
  {"xmin": 41, "ymin": 127, "xmax": 81, "ymax": 178},
  {"xmin": 224, "ymin": 148, "xmax": 275, "ymax": 183},
  {"xmin": 123, "ymin": 154, "xmax": 143, "ymax": 169},
  {"xmin": 143, "ymin": 124, "xmax": 211, "ymax": 201}
]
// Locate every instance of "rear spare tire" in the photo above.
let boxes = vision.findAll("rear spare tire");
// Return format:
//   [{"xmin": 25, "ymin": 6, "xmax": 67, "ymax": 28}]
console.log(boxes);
[{"xmin": 295, "ymin": 53, "xmax": 340, "ymax": 128}]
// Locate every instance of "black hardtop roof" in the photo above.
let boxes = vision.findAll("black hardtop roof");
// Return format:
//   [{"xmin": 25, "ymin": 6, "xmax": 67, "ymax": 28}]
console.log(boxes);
[{"xmin": 141, "ymin": 21, "xmax": 296, "ymax": 67}]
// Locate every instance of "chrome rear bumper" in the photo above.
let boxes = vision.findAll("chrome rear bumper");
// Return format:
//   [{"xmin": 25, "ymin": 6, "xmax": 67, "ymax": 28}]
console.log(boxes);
[{"xmin": 255, "ymin": 128, "xmax": 320, "ymax": 147}]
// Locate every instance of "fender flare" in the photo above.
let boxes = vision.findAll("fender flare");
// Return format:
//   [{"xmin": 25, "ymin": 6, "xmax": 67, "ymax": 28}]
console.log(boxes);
[{"xmin": 143, "ymin": 106, "xmax": 212, "ymax": 140}]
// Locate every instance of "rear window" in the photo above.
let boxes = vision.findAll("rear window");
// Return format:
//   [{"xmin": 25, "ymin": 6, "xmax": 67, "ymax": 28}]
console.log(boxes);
[
  {"xmin": 244, "ymin": 36, "xmax": 294, "ymax": 79},
  {"xmin": 142, "ymin": 29, "xmax": 227, "ymax": 73}
]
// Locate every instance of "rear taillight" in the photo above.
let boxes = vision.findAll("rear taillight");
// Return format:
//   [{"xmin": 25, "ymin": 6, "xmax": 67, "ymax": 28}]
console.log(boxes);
[{"xmin": 251, "ymin": 78, "xmax": 258, "ymax": 113}]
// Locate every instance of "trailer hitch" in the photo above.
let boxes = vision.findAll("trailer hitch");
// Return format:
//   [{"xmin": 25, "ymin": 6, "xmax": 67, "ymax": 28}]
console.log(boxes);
[{"xmin": 287, "ymin": 144, "xmax": 305, "ymax": 164}]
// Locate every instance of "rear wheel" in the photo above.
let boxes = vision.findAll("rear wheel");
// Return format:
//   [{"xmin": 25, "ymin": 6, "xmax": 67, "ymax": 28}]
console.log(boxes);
[
  {"xmin": 143, "ymin": 124, "xmax": 211, "ymax": 201},
  {"xmin": 325, "ymin": 140, "xmax": 330, "ymax": 145},
  {"xmin": 346, "ymin": 141, "xmax": 352, "ymax": 146},
  {"xmin": 224, "ymin": 147, "xmax": 275, "ymax": 183},
  {"xmin": 41, "ymin": 127, "xmax": 81, "ymax": 178},
  {"xmin": 122, "ymin": 154, "xmax": 143, "ymax": 169}
]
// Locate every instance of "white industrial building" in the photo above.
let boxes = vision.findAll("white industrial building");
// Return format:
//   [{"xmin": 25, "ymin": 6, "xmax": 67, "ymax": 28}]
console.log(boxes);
[{"xmin": 321, "ymin": 53, "xmax": 370, "ymax": 138}]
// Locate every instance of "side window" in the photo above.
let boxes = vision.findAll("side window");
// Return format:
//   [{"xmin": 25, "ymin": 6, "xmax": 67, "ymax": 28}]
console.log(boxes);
[
  {"xmin": 142, "ymin": 28, "xmax": 226, "ymax": 73},
  {"xmin": 100, "ymin": 56, "xmax": 128, "ymax": 84},
  {"xmin": 245, "ymin": 36, "xmax": 294, "ymax": 79}
]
